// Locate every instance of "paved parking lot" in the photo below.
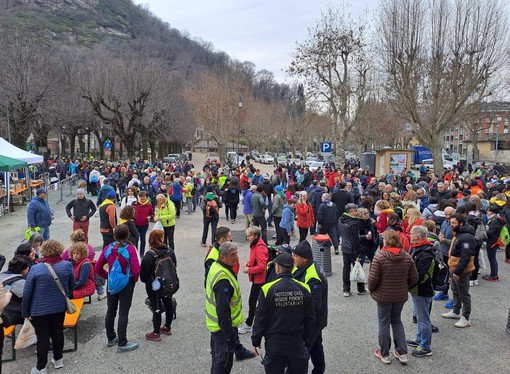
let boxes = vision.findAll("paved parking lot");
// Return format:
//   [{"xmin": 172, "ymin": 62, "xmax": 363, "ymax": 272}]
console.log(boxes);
[{"xmin": 1, "ymin": 154, "xmax": 509, "ymax": 373}]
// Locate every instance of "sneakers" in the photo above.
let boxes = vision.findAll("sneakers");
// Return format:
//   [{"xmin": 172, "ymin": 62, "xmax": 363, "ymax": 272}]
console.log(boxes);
[
  {"xmin": 444, "ymin": 299, "xmax": 455, "ymax": 309},
  {"xmin": 343, "ymin": 291, "xmax": 352, "ymax": 297},
  {"xmin": 469, "ymin": 280, "xmax": 474, "ymax": 287},
  {"xmin": 393, "ymin": 351, "xmax": 408, "ymax": 365},
  {"xmin": 406, "ymin": 339, "xmax": 419, "ymax": 347},
  {"xmin": 357, "ymin": 289, "xmax": 369, "ymax": 295},
  {"xmin": 473, "ymin": 280, "xmax": 479, "ymax": 286},
  {"xmin": 412, "ymin": 346, "xmax": 432, "ymax": 357},
  {"xmin": 231, "ymin": 219, "xmax": 235, "ymax": 224},
  {"xmin": 31, "ymin": 368, "xmax": 47, "ymax": 374},
  {"xmin": 482, "ymin": 275, "xmax": 499, "ymax": 282},
  {"xmin": 432, "ymin": 324, "xmax": 439, "ymax": 333},
  {"xmin": 51, "ymin": 358, "xmax": 64, "ymax": 369},
  {"xmin": 375, "ymin": 348, "xmax": 391, "ymax": 364},
  {"xmin": 334, "ymin": 249, "xmax": 339, "ymax": 255},
  {"xmin": 107, "ymin": 337, "xmax": 118, "ymax": 347},
  {"xmin": 117, "ymin": 341, "xmax": 139, "ymax": 352},
  {"xmin": 98, "ymin": 292, "xmax": 107, "ymax": 301},
  {"xmin": 433, "ymin": 293, "xmax": 449, "ymax": 301},
  {"xmin": 442, "ymin": 310, "xmax": 461, "ymax": 319},
  {"xmin": 201, "ymin": 242, "xmax": 207, "ymax": 248},
  {"xmin": 237, "ymin": 322, "xmax": 252, "ymax": 334},
  {"xmin": 160, "ymin": 326, "xmax": 172, "ymax": 335},
  {"xmin": 235, "ymin": 348, "xmax": 256, "ymax": 361},
  {"xmin": 145, "ymin": 332, "xmax": 161, "ymax": 341},
  {"xmin": 454, "ymin": 316, "xmax": 472, "ymax": 328}
]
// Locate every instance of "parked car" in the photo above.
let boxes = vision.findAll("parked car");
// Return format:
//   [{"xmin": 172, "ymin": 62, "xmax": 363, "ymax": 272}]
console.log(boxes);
[
  {"xmin": 259, "ymin": 154, "xmax": 274, "ymax": 164},
  {"xmin": 276, "ymin": 156, "xmax": 288, "ymax": 166},
  {"xmin": 163, "ymin": 156, "xmax": 178, "ymax": 165},
  {"xmin": 306, "ymin": 160, "xmax": 324, "ymax": 172},
  {"xmin": 206, "ymin": 152, "xmax": 221, "ymax": 165}
]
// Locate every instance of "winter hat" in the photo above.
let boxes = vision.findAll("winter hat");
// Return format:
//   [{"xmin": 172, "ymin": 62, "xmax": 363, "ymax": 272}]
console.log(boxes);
[
  {"xmin": 262, "ymin": 173, "xmax": 269, "ymax": 180},
  {"xmin": 76, "ymin": 188, "xmax": 86, "ymax": 196},
  {"xmin": 274, "ymin": 253, "xmax": 294, "ymax": 269},
  {"xmin": 293, "ymin": 240, "xmax": 313, "ymax": 260},
  {"xmin": 107, "ymin": 190, "xmax": 116, "ymax": 199},
  {"xmin": 278, "ymin": 243, "xmax": 292, "ymax": 255},
  {"xmin": 275, "ymin": 185, "xmax": 283, "ymax": 192},
  {"xmin": 205, "ymin": 192, "xmax": 216, "ymax": 201},
  {"xmin": 36, "ymin": 188, "xmax": 48, "ymax": 196}
]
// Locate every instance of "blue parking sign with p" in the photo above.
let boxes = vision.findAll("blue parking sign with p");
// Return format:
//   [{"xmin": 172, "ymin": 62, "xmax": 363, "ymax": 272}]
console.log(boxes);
[{"xmin": 321, "ymin": 142, "xmax": 332, "ymax": 153}]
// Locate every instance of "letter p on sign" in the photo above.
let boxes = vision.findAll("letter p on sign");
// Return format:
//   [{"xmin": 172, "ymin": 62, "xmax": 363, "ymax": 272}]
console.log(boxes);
[{"xmin": 321, "ymin": 142, "xmax": 332, "ymax": 153}]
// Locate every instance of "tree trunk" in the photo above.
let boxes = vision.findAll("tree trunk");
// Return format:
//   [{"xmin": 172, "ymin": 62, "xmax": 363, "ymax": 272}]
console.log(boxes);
[
  {"xmin": 430, "ymin": 140, "xmax": 444, "ymax": 177},
  {"xmin": 70, "ymin": 135, "xmax": 76, "ymax": 159}
]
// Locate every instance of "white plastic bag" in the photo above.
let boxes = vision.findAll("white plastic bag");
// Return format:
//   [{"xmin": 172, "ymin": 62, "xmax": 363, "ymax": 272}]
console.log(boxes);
[
  {"xmin": 479, "ymin": 247, "xmax": 487, "ymax": 270},
  {"xmin": 152, "ymin": 221, "xmax": 163, "ymax": 232},
  {"xmin": 15, "ymin": 318, "xmax": 37, "ymax": 349},
  {"xmin": 350, "ymin": 261, "xmax": 366, "ymax": 283}
]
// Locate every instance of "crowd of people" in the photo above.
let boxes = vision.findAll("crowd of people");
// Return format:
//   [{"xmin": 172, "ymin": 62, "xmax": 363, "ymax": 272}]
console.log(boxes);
[{"xmin": 1, "ymin": 153, "xmax": 510, "ymax": 373}]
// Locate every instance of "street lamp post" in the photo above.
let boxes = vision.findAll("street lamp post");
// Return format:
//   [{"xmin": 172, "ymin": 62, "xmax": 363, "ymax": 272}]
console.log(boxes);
[
  {"xmin": 237, "ymin": 97, "xmax": 242, "ymax": 165},
  {"xmin": 495, "ymin": 116, "xmax": 502, "ymax": 164}
]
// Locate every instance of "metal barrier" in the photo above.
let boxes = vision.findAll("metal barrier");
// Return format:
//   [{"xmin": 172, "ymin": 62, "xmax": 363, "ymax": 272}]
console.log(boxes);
[{"xmin": 53, "ymin": 174, "xmax": 80, "ymax": 205}]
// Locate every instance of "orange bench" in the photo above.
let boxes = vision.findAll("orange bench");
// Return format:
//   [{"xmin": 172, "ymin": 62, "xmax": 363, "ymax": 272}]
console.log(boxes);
[
  {"xmin": 63, "ymin": 297, "xmax": 85, "ymax": 352},
  {"xmin": 2, "ymin": 324, "xmax": 16, "ymax": 362},
  {"xmin": 1, "ymin": 298, "xmax": 85, "ymax": 361}
]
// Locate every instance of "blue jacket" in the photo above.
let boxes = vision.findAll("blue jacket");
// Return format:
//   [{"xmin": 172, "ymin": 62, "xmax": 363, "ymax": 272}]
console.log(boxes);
[
  {"xmin": 439, "ymin": 219, "xmax": 454, "ymax": 257},
  {"xmin": 170, "ymin": 183, "xmax": 183, "ymax": 201},
  {"xmin": 279, "ymin": 204, "xmax": 295, "ymax": 235},
  {"xmin": 27, "ymin": 196, "xmax": 53, "ymax": 228},
  {"xmin": 242, "ymin": 190, "xmax": 254, "ymax": 214},
  {"xmin": 22, "ymin": 260, "xmax": 75, "ymax": 317}
]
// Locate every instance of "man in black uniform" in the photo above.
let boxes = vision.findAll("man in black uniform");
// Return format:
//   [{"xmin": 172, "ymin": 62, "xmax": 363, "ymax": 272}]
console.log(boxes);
[
  {"xmin": 293, "ymin": 241, "xmax": 328, "ymax": 374},
  {"xmin": 252, "ymin": 253, "xmax": 316, "ymax": 374}
]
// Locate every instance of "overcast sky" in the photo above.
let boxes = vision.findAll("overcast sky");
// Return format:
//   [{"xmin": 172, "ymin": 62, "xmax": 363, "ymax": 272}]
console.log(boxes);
[{"xmin": 132, "ymin": 0, "xmax": 379, "ymax": 83}]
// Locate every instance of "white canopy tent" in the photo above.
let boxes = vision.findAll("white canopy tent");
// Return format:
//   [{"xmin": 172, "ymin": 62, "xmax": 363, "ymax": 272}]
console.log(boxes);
[
  {"xmin": 0, "ymin": 138, "xmax": 44, "ymax": 212},
  {"xmin": 0, "ymin": 138, "xmax": 43, "ymax": 164}
]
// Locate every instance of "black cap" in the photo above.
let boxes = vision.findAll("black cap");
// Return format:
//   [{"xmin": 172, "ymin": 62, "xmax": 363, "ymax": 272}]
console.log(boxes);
[
  {"xmin": 275, "ymin": 253, "xmax": 294, "ymax": 269},
  {"xmin": 293, "ymin": 240, "xmax": 313, "ymax": 260}
]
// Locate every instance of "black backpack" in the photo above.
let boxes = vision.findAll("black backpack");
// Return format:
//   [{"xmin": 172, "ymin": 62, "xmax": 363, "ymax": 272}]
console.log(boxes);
[
  {"xmin": 151, "ymin": 250, "xmax": 179, "ymax": 298},
  {"xmin": 1, "ymin": 275, "xmax": 24, "ymax": 326}
]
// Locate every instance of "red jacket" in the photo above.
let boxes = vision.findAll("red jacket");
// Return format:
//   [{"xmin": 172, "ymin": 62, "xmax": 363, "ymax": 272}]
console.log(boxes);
[
  {"xmin": 296, "ymin": 201, "xmax": 315, "ymax": 229},
  {"xmin": 375, "ymin": 209, "xmax": 394, "ymax": 234},
  {"xmin": 133, "ymin": 201, "xmax": 155, "ymax": 227},
  {"xmin": 328, "ymin": 171, "xmax": 338, "ymax": 189},
  {"xmin": 246, "ymin": 237, "xmax": 269, "ymax": 284}
]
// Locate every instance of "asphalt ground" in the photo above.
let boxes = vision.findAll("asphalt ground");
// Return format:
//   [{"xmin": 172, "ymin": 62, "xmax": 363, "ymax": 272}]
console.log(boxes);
[{"xmin": 1, "ymin": 154, "xmax": 509, "ymax": 374}]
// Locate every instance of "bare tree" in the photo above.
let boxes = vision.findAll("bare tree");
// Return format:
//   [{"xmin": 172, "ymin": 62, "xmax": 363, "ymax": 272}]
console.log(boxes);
[
  {"xmin": 378, "ymin": 0, "xmax": 508, "ymax": 172},
  {"xmin": 287, "ymin": 7, "xmax": 370, "ymax": 159}
]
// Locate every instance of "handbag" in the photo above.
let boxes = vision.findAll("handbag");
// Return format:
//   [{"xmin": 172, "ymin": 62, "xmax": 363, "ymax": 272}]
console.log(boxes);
[
  {"xmin": 14, "ymin": 318, "xmax": 37, "ymax": 349},
  {"xmin": 45, "ymin": 263, "xmax": 77, "ymax": 314}
]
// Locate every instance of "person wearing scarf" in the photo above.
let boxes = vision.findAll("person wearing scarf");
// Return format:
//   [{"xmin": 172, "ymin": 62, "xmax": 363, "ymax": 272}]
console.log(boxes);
[
  {"xmin": 22, "ymin": 240, "xmax": 74, "ymax": 373},
  {"xmin": 368, "ymin": 230, "xmax": 418, "ymax": 364},
  {"xmin": 133, "ymin": 191, "xmax": 155, "ymax": 257}
]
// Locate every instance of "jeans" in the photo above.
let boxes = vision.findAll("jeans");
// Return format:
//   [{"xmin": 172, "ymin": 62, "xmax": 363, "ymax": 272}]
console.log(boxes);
[
  {"xmin": 487, "ymin": 246, "xmax": 499, "ymax": 277},
  {"xmin": 202, "ymin": 217, "xmax": 219, "ymax": 245},
  {"xmin": 73, "ymin": 220, "xmax": 90, "ymax": 243},
  {"xmin": 102, "ymin": 231, "xmax": 115, "ymax": 249},
  {"xmin": 441, "ymin": 255, "xmax": 450, "ymax": 295},
  {"xmin": 163, "ymin": 225, "xmax": 175, "ymax": 250},
  {"xmin": 266, "ymin": 199, "xmax": 273, "ymax": 226},
  {"xmin": 469, "ymin": 244, "xmax": 481, "ymax": 281},
  {"xmin": 411, "ymin": 294, "xmax": 432, "ymax": 350},
  {"xmin": 210, "ymin": 331, "xmax": 234, "ymax": 374},
  {"xmin": 136, "ymin": 225, "xmax": 149, "ymax": 256},
  {"xmin": 229, "ymin": 203, "xmax": 238, "ymax": 221},
  {"xmin": 253, "ymin": 216, "xmax": 268, "ymax": 244},
  {"xmin": 273, "ymin": 216, "xmax": 283, "ymax": 245},
  {"xmin": 32, "ymin": 312, "xmax": 66, "ymax": 370},
  {"xmin": 39, "ymin": 226, "xmax": 50, "ymax": 241},
  {"xmin": 451, "ymin": 272, "xmax": 471, "ymax": 319},
  {"xmin": 245, "ymin": 283, "xmax": 263, "ymax": 326},
  {"xmin": 298, "ymin": 227, "xmax": 310, "ymax": 242},
  {"xmin": 280, "ymin": 228, "xmax": 291, "ymax": 245},
  {"xmin": 319, "ymin": 225, "xmax": 338, "ymax": 250},
  {"xmin": 309, "ymin": 331, "xmax": 325, "ymax": 374},
  {"xmin": 342, "ymin": 253, "xmax": 364, "ymax": 293},
  {"xmin": 376, "ymin": 302, "xmax": 407, "ymax": 357},
  {"xmin": 224, "ymin": 203, "xmax": 230, "ymax": 219},
  {"xmin": 185, "ymin": 197, "xmax": 193, "ymax": 214},
  {"xmin": 146, "ymin": 285, "xmax": 173, "ymax": 333},
  {"xmin": 105, "ymin": 279, "xmax": 135, "ymax": 347}
]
